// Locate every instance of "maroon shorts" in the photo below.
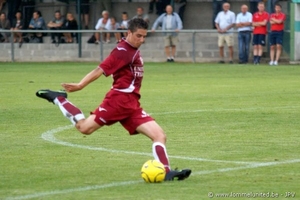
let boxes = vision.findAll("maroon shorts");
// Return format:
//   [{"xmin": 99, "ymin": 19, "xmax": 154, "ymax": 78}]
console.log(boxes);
[{"xmin": 91, "ymin": 90, "xmax": 154, "ymax": 135}]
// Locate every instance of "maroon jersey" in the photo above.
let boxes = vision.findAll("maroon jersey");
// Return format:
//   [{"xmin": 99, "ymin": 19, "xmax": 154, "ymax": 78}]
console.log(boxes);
[{"xmin": 99, "ymin": 39, "xmax": 144, "ymax": 97}]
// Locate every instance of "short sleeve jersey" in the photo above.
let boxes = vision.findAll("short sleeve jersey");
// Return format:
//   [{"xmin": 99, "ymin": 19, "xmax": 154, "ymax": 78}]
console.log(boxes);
[
  {"xmin": 252, "ymin": 11, "xmax": 269, "ymax": 35},
  {"xmin": 270, "ymin": 12, "xmax": 286, "ymax": 31},
  {"xmin": 99, "ymin": 39, "xmax": 144, "ymax": 96},
  {"xmin": 95, "ymin": 18, "xmax": 111, "ymax": 30},
  {"xmin": 214, "ymin": 10, "xmax": 236, "ymax": 33}
]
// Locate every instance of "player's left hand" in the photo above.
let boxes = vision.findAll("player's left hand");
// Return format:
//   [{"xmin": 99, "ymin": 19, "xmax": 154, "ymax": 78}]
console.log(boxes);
[{"xmin": 61, "ymin": 83, "xmax": 82, "ymax": 92}]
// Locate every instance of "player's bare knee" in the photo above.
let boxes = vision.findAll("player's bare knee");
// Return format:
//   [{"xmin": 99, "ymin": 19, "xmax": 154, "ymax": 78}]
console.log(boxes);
[
  {"xmin": 161, "ymin": 133, "xmax": 167, "ymax": 143},
  {"xmin": 155, "ymin": 131, "xmax": 167, "ymax": 143}
]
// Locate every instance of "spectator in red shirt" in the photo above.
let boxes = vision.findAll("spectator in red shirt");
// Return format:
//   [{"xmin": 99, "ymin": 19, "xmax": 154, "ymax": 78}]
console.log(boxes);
[
  {"xmin": 252, "ymin": 2, "xmax": 269, "ymax": 64},
  {"xmin": 269, "ymin": 4, "xmax": 285, "ymax": 66}
]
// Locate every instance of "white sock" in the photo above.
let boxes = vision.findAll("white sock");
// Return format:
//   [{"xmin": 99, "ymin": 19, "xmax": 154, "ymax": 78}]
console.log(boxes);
[{"xmin": 152, "ymin": 142, "xmax": 171, "ymax": 172}]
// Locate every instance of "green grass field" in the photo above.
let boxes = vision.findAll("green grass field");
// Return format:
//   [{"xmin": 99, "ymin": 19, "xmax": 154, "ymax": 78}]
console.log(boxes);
[{"xmin": 1, "ymin": 62, "xmax": 300, "ymax": 200}]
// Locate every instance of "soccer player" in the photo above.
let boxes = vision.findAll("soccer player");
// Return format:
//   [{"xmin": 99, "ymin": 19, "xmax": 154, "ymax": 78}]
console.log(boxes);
[
  {"xmin": 36, "ymin": 18, "xmax": 191, "ymax": 181},
  {"xmin": 269, "ymin": 4, "xmax": 286, "ymax": 66},
  {"xmin": 252, "ymin": 2, "xmax": 269, "ymax": 65}
]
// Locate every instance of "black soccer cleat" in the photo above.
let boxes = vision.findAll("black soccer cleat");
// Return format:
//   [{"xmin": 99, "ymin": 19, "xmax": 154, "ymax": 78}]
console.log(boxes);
[
  {"xmin": 164, "ymin": 168, "xmax": 192, "ymax": 181},
  {"xmin": 36, "ymin": 89, "xmax": 67, "ymax": 103}
]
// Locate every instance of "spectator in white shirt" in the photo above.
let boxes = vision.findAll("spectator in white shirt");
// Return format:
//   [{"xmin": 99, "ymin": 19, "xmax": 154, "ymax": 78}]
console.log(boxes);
[
  {"xmin": 94, "ymin": 10, "xmax": 111, "ymax": 44},
  {"xmin": 236, "ymin": 5, "xmax": 252, "ymax": 64},
  {"xmin": 117, "ymin": 11, "xmax": 129, "ymax": 39},
  {"xmin": 109, "ymin": 16, "xmax": 121, "ymax": 43},
  {"xmin": 215, "ymin": 2, "xmax": 236, "ymax": 63}
]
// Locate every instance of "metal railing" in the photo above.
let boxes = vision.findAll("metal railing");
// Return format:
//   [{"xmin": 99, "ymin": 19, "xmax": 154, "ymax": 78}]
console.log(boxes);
[{"xmin": 0, "ymin": 29, "xmax": 291, "ymax": 62}]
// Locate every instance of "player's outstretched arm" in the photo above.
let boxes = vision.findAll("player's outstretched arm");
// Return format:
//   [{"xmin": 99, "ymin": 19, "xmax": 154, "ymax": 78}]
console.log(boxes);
[{"xmin": 62, "ymin": 67, "xmax": 104, "ymax": 92}]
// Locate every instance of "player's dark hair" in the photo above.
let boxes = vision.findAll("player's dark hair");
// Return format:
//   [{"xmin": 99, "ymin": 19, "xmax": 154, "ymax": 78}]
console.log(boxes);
[
  {"xmin": 55, "ymin": 10, "xmax": 61, "ymax": 14},
  {"xmin": 275, "ymin": 3, "xmax": 282, "ymax": 8},
  {"xmin": 128, "ymin": 18, "xmax": 148, "ymax": 33},
  {"xmin": 122, "ymin": 11, "xmax": 128, "ymax": 15}
]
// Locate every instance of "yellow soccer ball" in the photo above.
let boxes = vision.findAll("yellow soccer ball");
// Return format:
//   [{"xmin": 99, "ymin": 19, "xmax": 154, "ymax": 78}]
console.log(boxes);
[{"xmin": 141, "ymin": 160, "xmax": 166, "ymax": 183}]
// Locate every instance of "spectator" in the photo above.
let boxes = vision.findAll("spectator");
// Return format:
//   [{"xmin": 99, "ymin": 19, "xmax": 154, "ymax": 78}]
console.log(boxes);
[
  {"xmin": 97, "ymin": 0, "xmax": 112, "ymax": 14},
  {"xmin": 47, "ymin": 10, "xmax": 65, "ymax": 45},
  {"xmin": 0, "ymin": 12, "xmax": 10, "ymax": 42},
  {"xmin": 212, "ymin": 0, "xmax": 226, "ymax": 29},
  {"xmin": 76, "ymin": 0, "xmax": 89, "ymax": 29},
  {"xmin": 269, "ymin": 4, "xmax": 286, "ymax": 66},
  {"xmin": 252, "ymin": 2, "xmax": 268, "ymax": 64},
  {"xmin": 63, "ymin": 12, "xmax": 78, "ymax": 43},
  {"xmin": 117, "ymin": 11, "xmax": 129, "ymax": 38},
  {"xmin": 151, "ymin": 5, "xmax": 183, "ymax": 62},
  {"xmin": 11, "ymin": 10, "xmax": 24, "ymax": 45},
  {"xmin": 249, "ymin": 0, "xmax": 262, "ymax": 14},
  {"xmin": 109, "ymin": 16, "xmax": 121, "ymax": 43},
  {"xmin": 28, "ymin": 10, "xmax": 46, "ymax": 43},
  {"xmin": 236, "ymin": 5, "xmax": 252, "ymax": 64},
  {"xmin": 174, "ymin": 0, "xmax": 187, "ymax": 22},
  {"xmin": 20, "ymin": 0, "xmax": 35, "ymax": 29},
  {"xmin": 7, "ymin": 0, "xmax": 21, "ymax": 24},
  {"xmin": 133, "ymin": 7, "xmax": 149, "ymax": 24},
  {"xmin": 94, "ymin": 10, "xmax": 111, "ymax": 44},
  {"xmin": 215, "ymin": 2, "xmax": 235, "ymax": 64}
]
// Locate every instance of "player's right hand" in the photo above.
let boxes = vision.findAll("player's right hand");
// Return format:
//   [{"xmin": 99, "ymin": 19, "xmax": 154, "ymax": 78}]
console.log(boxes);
[{"xmin": 61, "ymin": 83, "xmax": 82, "ymax": 92}]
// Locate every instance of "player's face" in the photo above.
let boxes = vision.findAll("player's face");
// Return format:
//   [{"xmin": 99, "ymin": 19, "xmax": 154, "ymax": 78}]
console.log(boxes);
[{"xmin": 127, "ymin": 28, "xmax": 147, "ymax": 48}]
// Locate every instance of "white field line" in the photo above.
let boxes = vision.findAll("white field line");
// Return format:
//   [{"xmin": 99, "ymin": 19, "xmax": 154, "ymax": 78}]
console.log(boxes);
[
  {"xmin": 5, "ymin": 159, "xmax": 300, "ymax": 200},
  {"xmin": 4, "ymin": 181, "xmax": 142, "ymax": 200},
  {"xmin": 6, "ymin": 107, "xmax": 299, "ymax": 200},
  {"xmin": 41, "ymin": 125, "xmax": 254, "ymax": 165},
  {"xmin": 194, "ymin": 159, "xmax": 300, "ymax": 175},
  {"xmin": 151, "ymin": 105, "xmax": 300, "ymax": 116}
]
